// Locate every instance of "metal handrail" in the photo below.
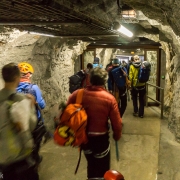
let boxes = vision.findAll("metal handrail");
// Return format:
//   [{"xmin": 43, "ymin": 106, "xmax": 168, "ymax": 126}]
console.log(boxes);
[{"xmin": 145, "ymin": 82, "xmax": 164, "ymax": 119}]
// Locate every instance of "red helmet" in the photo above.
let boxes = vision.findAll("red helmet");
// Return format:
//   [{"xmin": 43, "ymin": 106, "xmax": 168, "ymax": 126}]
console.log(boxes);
[{"xmin": 104, "ymin": 170, "xmax": 124, "ymax": 180}]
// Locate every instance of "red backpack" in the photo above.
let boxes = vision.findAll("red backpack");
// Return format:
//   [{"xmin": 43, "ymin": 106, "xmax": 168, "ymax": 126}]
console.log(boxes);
[{"xmin": 54, "ymin": 89, "xmax": 88, "ymax": 147}]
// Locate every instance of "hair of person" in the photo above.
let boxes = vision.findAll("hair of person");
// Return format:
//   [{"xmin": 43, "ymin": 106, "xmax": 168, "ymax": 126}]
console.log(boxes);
[
  {"xmin": 133, "ymin": 55, "xmax": 140, "ymax": 60},
  {"xmin": 87, "ymin": 63, "xmax": 93, "ymax": 69},
  {"xmin": 90, "ymin": 67, "xmax": 108, "ymax": 86},
  {"xmin": 2, "ymin": 62, "xmax": 20, "ymax": 82},
  {"xmin": 130, "ymin": 56, "xmax": 134, "ymax": 61}
]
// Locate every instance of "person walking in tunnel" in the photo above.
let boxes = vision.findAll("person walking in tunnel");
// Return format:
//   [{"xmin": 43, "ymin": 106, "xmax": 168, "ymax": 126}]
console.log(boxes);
[
  {"xmin": 0, "ymin": 63, "xmax": 39, "ymax": 180},
  {"xmin": 129, "ymin": 55, "xmax": 146, "ymax": 118},
  {"xmin": 127, "ymin": 56, "xmax": 134, "ymax": 76},
  {"xmin": 67, "ymin": 67, "xmax": 122, "ymax": 179},
  {"xmin": 93, "ymin": 57, "xmax": 103, "ymax": 68},
  {"xmin": 81, "ymin": 62, "xmax": 93, "ymax": 88},
  {"xmin": 108, "ymin": 58, "xmax": 127, "ymax": 117},
  {"xmin": 16, "ymin": 62, "xmax": 46, "ymax": 166}
]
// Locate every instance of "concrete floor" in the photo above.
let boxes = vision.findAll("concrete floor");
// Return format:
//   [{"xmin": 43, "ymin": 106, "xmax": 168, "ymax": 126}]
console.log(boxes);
[{"xmin": 38, "ymin": 101, "xmax": 161, "ymax": 180}]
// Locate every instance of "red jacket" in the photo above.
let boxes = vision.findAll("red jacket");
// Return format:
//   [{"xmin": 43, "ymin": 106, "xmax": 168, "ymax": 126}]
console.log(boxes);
[{"xmin": 67, "ymin": 86, "xmax": 122, "ymax": 141}]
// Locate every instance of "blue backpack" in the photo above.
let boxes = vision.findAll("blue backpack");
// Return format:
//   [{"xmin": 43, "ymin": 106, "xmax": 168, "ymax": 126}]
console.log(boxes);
[
  {"xmin": 17, "ymin": 84, "xmax": 36, "ymax": 96},
  {"xmin": 138, "ymin": 61, "xmax": 151, "ymax": 83},
  {"xmin": 111, "ymin": 66, "xmax": 126, "ymax": 88}
]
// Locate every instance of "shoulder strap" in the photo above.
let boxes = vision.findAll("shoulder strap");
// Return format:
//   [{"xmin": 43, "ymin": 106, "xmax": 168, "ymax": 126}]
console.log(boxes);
[
  {"xmin": 76, "ymin": 89, "xmax": 84, "ymax": 104},
  {"xmin": 8, "ymin": 93, "xmax": 16, "ymax": 101},
  {"xmin": 0, "ymin": 93, "xmax": 17, "ymax": 104}
]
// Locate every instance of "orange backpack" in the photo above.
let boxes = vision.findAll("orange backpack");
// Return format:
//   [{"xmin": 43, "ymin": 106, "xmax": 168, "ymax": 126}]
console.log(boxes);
[{"xmin": 54, "ymin": 89, "xmax": 88, "ymax": 147}]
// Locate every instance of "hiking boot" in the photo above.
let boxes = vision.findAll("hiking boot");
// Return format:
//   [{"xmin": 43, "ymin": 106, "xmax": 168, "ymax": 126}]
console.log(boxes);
[
  {"xmin": 139, "ymin": 115, "xmax": 144, "ymax": 118},
  {"xmin": 133, "ymin": 112, "xmax": 138, "ymax": 117}
]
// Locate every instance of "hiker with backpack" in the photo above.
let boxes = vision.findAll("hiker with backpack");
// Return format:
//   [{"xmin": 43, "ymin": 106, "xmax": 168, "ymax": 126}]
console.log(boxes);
[
  {"xmin": 81, "ymin": 63, "xmax": 93, "ymax": 88},
  {"xmin": 66, "ymin": 67, "xmax": 122, "ymax": 179},
  {"xmin": 16, "ymin": 62, "xmax": 46, "ymax": 166},
  {"xmin": 69, "ymin": 63, "xmax": 93, "ymax": 93},
  {"xmin": 127, "ymin": 56, "xmax": 134, "ymax": 76},
  {"xmin": 0, "ymin": 63, "xmax": 39, "ymax": 180},
  {"xmin": 129, "ymin": 55, "xmax": 151, "ymax": 118},
  {"xmin": 108, "ymin": 58, "xmax": 127, "ymax": 117}
]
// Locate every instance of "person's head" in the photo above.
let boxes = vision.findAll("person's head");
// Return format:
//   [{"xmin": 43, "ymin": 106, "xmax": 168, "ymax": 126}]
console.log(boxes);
[
  {"xmin": 130, "ymin": 56, "xmax": 134, "ymax": 62},
  {"xmin": 18, "ymin": 62, "xmax": 34, "ymax": 82},
  {"xmin": 87, "ymin": 63, "xmax": 93, "ymax": 70},
  {"xmin": 90, "ymin": 67, "xmax": 107, "ymax": 86},
  {"xmin": 133, "ymin": 55, "xmax": 140, "ymax": 62},
  {"xmin": 2, "ymin": 62, "xmax": 21, "ymax": 87},
  {"xmin": 93, "ymin": 57, "xmax": 100, "ymax": 64},
  {"xmin": 112, "ymin": 58, "xmax": 121, "ymax": 67},
  {"xmin": 18, "ymin": 62, "xmax": 34, "ymax": 74}
]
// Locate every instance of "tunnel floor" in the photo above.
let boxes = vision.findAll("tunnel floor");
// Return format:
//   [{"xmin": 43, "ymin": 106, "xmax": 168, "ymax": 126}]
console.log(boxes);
[{"xmin": 38, "ymin": 100, "xmax": 180, "ymax": 180}]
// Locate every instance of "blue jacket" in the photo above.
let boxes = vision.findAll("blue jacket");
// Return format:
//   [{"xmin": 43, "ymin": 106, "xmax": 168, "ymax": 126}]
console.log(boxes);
[
  {"xmin": 93, "ymin": 63, "xmax": 103, "ymax": 69},
  {"xmin": 16, "ymin": 82, "xmax": 46, "ymax": 120}
]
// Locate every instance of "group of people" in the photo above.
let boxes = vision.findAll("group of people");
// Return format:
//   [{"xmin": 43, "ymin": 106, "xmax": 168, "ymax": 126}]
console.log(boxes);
[
  {"xmin": 0, "ymin": 62, "xmax": 46, "ymax": 180},
  {"xmin": 107, "ymin": 55, "xmax": 146, "ymax": 118},
  {"xmin": 66, "ymin": 55, "xmax": 146, "ymax": 179},
  {"xmin": 0, "ymin": 54, "xmax": 146, "ymax": 180}
]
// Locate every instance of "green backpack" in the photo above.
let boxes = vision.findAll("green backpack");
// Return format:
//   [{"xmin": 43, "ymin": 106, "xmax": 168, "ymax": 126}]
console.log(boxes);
[{"xmin": 0, "ymin": 94, "xmax": 32, "ymax": 166}]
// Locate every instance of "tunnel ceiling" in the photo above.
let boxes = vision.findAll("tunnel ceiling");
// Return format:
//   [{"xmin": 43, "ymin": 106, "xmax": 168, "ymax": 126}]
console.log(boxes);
[{"xmin": 0, "ymin": 0, "xmax": 175, "ymax": 47}]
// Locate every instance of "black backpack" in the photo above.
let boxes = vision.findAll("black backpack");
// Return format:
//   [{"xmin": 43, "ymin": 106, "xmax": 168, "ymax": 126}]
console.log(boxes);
[{"xmin": 69, "ymin": 70, "xmax": 86, "ymax": 94}]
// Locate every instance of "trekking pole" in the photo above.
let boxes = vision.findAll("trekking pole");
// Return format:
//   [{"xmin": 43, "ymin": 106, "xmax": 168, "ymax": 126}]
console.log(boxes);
[
  {"xmin": 127, "ymin": 89, "xmax": 130, "ymax": 101},
  {"xmin": 115, "ymin": 141, "xmax": 119, "ymax": 161}
]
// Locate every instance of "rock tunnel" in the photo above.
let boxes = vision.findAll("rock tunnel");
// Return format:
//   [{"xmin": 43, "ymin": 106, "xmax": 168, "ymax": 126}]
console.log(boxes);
[
  {"xmin": 0, "ymin": 1, "xmax": 180, "ymax": 179},
  {"xmin": 0, "ymin": 0, "xmax": 179, "ymax": 140}
]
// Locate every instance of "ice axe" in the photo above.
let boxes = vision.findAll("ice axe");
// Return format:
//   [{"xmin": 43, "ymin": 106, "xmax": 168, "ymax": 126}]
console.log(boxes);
[{"xmin": 115, "ymin": 141, "xmax": 119, "ymax": 161}]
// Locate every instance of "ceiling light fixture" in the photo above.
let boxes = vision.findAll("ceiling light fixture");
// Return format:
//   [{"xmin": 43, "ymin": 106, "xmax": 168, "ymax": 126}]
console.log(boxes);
[
  {"xmin": 117, "ymin": 25, "xmax": 133, "ymax": 38},
  {"xmin": 112, "ymin": 22, "xmax": 133, "ymax": 38},
  {"xmin": 28, "ymin": 31, "xmax": 55, "ymax": 37}
]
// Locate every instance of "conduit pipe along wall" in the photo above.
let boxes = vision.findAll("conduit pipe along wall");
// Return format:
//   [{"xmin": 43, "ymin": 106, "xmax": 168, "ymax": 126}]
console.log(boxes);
[{"xmin": 0, "ymin": 21, "xmax": 82, "ymax": 25}]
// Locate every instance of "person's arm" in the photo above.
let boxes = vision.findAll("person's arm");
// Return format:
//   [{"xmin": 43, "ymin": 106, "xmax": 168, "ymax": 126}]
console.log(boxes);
[
  {"xmin": 129, "ymin": 65, "xmax": 133, "ymax": 83},
  {"xmin": 67, "ymin": 90, "xmax": 78, "ymax": 105},
  {"xmin": 109, "ymin": 98, "xmax": 122, "ymax": 141},
  {"xmin": 32, "ymin": 84, "xmax": 46, "ymax": 109}
]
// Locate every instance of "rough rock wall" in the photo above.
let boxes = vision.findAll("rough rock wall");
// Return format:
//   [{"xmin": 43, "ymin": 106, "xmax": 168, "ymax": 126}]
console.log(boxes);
[
  {"xmin": 0, "ymin": 32, "xmax": 88, "ymax": 130},
  {"xmin": 83, "ymin": 48, "xmax": 123, "ymax": 69}
]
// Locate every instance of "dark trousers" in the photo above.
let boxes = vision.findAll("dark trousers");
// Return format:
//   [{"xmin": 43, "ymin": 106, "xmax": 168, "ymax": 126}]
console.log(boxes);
[
  {"xmin": 32, "ymin": 142, "xmax": 41, "ymax": 163},
  {"xmin": 131, "ymin": 86, "xmax": 146, "ymax": 116},
  {"xmin": 0, "ymin": 158, "xmax": 39, "ymax": 180},
  {"xmin": 83, "ymin": 134, "xmax": 110, "ymax": 179},
  {"xmin": 118, "ymin": 87, "xmax": 127, "ymax": 117}
]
